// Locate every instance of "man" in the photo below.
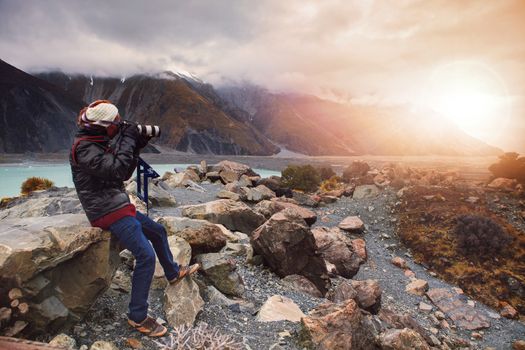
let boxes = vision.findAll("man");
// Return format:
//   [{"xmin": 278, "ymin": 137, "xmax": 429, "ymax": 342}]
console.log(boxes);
[{"xmin": 70, "ymin": 100, "xmax": 199, "ymax": 337}]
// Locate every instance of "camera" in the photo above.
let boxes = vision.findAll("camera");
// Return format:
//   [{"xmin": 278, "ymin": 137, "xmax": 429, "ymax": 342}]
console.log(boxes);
[{"xmin": 121, "ymin": 121, "xmax": 161, "ymax": 138}]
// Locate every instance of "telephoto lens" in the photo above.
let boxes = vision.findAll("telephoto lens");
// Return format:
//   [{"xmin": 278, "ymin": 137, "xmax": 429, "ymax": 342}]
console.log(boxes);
[{"xmin": 136, "ymin": 124, "xmax": 161, "ymax": 138}]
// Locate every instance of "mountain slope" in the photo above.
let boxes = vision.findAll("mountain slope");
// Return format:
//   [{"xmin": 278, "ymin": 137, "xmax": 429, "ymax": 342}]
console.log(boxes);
[
  {"xmin": 217, "ymin": 85, "xmax": 502, "ymax": 156},
  {"xmin": 38, "ymin": 72, "xmax": 279, "ymax": 155},
  {"xmin": 0, "ymin": 60, "xmax": 82, "ymax": 153}
]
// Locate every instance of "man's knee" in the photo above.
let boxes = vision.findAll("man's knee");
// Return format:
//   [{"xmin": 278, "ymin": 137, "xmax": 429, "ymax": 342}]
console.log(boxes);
[{"xmin": 135, "ymin": 245, "xmax": 156, "ymax": 268}]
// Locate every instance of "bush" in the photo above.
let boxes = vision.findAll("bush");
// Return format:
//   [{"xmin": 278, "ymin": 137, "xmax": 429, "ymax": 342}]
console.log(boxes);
[
  {"xmin": 154, "ymin": 322, "xmax": 242, "ymax": 350},
  {"xmin": 281, "ymin": 165, "xmax": 321, "ymax": 192},
  {"xmin": 21, "ymin": 177, "xmax": 54, "ymax": 195},
  {"xmin": 319, "ymin": 176, "xmax": 345, "ymax": 192},
  {"xmin": 453, "ymin": 215, "xmax": 513, "ymax": 258},
  {"xmin": 316, "ymin": 166, "xmax": 336, "ymax": 181},
  {"xmin": 342, "ymin": 161, "xmax": 370, "ymax": 182},
  {"xmin": 489, "ymin": 152, "xmax": 525, "ymax": 183}
]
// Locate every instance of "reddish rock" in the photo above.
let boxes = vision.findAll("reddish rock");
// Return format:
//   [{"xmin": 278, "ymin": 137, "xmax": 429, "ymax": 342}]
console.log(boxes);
[
  {"xmin": 281, "ymin": 275, "xmax": 323, "ymax": 298},
  {"xmin": 299, "ymin": 299, "xmax": 376, "ymax": 350},
  {"xmin": 254, "ymin": 199, "xmax": 317, "ymax": 226},
  {"xmin": 379, "ymin": 328, "xmax": 430, "ymax": 350},
  {"xmin": 426, "ymin": 288, "xmax": 490, "ymax": 330},
  {"xmin": 378, "ymin": 308, "xmax": 432, "ymax": 345},
  {"xmin": 404, "ymin": 270, "xmax": 416, "ymax": 278},
  {"xmin": 500, "ymin": 302, "xmax": 518, "ymax": 319},
  {"xmin": 391, "ymin": 256, "xmax": 408, "ymax": 269},
  {"xmin": 351, "ymin": 239, "xmax": 367, "ymax": 260},
  {"xmin": 338, "ymin": 216, "xmax": 364, "ymax": 232},
  {"xmin": 312, "ymin": 226, "xmax": 365, "ymax": 278},
  {"xmin": 513, "ymin": 340, "xmax": 525, "ymax": 350},
  {"xmin": 326, "ymin": 279, "xmax": 382, "ymax": 314},
  {"xmin": 251, "ymin": 209, "xmax": 329, "ymax": 294},
  {"xmin": 405, "ymin": 279, "xmax": 428, "ymax": 296},
  {"xmin": 487, "ymin": 177, "xmax": 518, "ymax": 192}
]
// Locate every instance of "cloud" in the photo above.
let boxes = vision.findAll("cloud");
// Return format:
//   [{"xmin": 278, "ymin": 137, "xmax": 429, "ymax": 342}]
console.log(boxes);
[{"xmin": 1, "ymin": 0, "xmax": 524, "ymax": 151}]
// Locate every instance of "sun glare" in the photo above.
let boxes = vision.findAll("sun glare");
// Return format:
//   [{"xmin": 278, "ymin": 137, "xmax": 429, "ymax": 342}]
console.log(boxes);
[{"xmin": 424, "ymin": 61, "xmax": 510, "ymax": 140}]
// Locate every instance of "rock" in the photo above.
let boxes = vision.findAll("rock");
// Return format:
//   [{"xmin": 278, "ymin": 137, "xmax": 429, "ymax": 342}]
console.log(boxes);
[
  {"xmin": 327, "ymin": 279, "xmax": 381, "ymax": 314},
  {"xmin": 343, "ymin": 161, "xmax": 371, "ymax": 179},
  {"xmin": 405, "ymin": 279, "xmax": 428, "ymax": 296},
  {"xmin": 128, "ymin": 193, "xmax": 148, "ymax": 213},
  {"xmin": 281, "ymin": 275, "xmax": 323, "ymax": 298},
  {"xmin": 126, "ymin": 180, "xmax": 176, "ymax": 207},
  {"xmin": 319, "ymin": 195, "xmax": 338, "ymax": 204},
  {"xmin": 110, "ymin": 269, "xmax": 132, "ymax": 292},
  {"xmin": 240, "ymin": 185, "xmax": 276, "ymax": 202},
  {"xmin": 391, "ymin": 257, "xmax": 408, "ymax": 269},
  {"xmin": 0, "ymin": 187, "xmax": 83, "ymax": 219},
  {"xmin": 217, "ymin": 189, "xmax": 240, "ymax": 201},
  {"xmin": 205, "ymin": 285, "xmax": 236, "ymax": 307},
  {"xmin": 257, "ymin": 176, "xmax": 292, "ymax": 198},
  {"xmin": 151, "ymin": 235, "xmax": 192, "ymax": 288},
  {"xmin": 513, "ymin": 340, "xmax": 525, "ymax": 350},
  {"xmin": 353, "ymin": 185, "xmax": 380, "ymax": 199},
  {"xmin": 126, "ymin": 338, "xmax": 143, "ymax": 349},
  {"xmin": 49, "ymin": 333, "xmax": 77, "ymax": 348},
  {"xmin": 299, "ymin": 299, "xmax": 376, "ymax": 350},
  {"xmin": 351, "ymin": 239, "xmax": 367, "ymax": 260},
  {"xmin": 487, "ymin": 177, "xmax": 518, "ymax": 192},
  {"xmin": 157, "ymin": 216, "xmax": 229, "ymax": 255},
  {"xmin": 379, "ymin": 328, "xmax": 430, "ymax": 350},
  {"xmin": 374, "ymin": 173, "xmax": 391, "ymax": 188},
  {"xmin": 212, "ymin": 160, "xmax": 258, "ymax": 183},
  {"xmin": 338, "ymin": 216, "xmax": 365, "ymax": 232},
  {"xmin": 292, "ymin": 191, "xmax": 319, "ymax": 207},
  {"xmin": 312, "ymin": 226, "xmax": 365, "ymax": 278},
  {"xmin": 254, "ymin": 199, "xmax": 317, "ymax": 226},
  {"xmin": 164, "ymin": 276, "xmax": 204, "ymax": 328},
  {"xmin": 256, "ymin": 295, "xmax": 305, "ymax": 322},
  {"xmin": 419, "ymin": 302, "xmax": 433, "ymax": 312},
  {"xmin": 181, "ymin": 199, "xmax": 266, "ymax": 234},
  {"xmin": 162, "ymin": 170, "xmax": 200, "ymax": 188},
  {"xmin": 251, "ymin": 209, "xmax": 330, "ymax": 294},
  {"xmin": 0, "ymin": 214, "xmax": 119, "ymax": 336},
  {"xmin": 90, "ymin": 340, "xmax": 119, "ymax": 350},
  {"xmin": 0, "ymin": 307, "xmax": 12, "ymax": 328},
  {"xmin": 426, "ymin": 288, "xmax": 490, "ymax": 330},
  {"xmin": 220, "ymin": 242, "xmax": 253, "ymax": 258},
  {"xmin": 195, "ymin": 253, "xmax": 245, "ymax": 297},
  {"xmin": 500, "ymin": 302, "xmax": 518, "ymax": 319},
  {"xmin": 378, "ymin": 308, "xmax": 432, "ymax": 345},
  {"xmin": 205, "ymin": 171, "xmax": 221, "ymax": 182}
]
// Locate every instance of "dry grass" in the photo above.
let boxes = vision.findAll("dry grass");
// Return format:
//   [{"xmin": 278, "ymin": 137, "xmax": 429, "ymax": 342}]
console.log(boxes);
[
  {"xmin": 20, "ymin": 177, "xmax": 54, "ymax": 195},
  {"xmin": 395, "ymin": 185, "xmax": 525, "ymax": 314},
  {"xmin": 153, "ymin": 322, "xmax": 243, "ymax": 350}
]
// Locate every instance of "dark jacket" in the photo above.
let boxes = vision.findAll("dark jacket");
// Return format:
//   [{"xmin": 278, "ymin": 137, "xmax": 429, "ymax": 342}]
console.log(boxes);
[{"xmin": 70, "ymin": 126, "xmax": 141, "ymax": 222}]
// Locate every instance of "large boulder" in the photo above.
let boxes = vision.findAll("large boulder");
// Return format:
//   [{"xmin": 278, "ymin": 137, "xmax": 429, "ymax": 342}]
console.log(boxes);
[
  {"xmin": 240, "ymin": 185, "xmax": 276, "ymax": 203},
  {"xmin": 181, "ymin": 199, "xmax": 266, "ymax": 234},
  {"xmin": 311, "ymin": 227, "xmax": 365, "ymax": 278},
  {"xmin": 254, "ymin": 199, "xmax": 317, "ymax": 226},
  {"xmin": 487, "ymin": 177, "xmax": 518, "ymax": 192},
  {"xmin": 251, "ymin": 208, "xmax": 330, "ymax": 294},
  {"xmin": 299, "ymin": 299, "xmax": 376, "ymax": 350},
  {"xmin": 0, "ymin": 214, "xmax": 119, "ymax": 336},
  {"xmin": 156, "ymin": 216, "xmax": 230, "ymax": 255},
  {"xmin": 151, "ymin": 235, "xmax": 192, "ymax": 289},
  {"xmin": 164, "ymin": 276, "xmax": 204, "ymax": 328},
  {"xmin": 161, "ymin": 170, "xmax": 200, "ymax": 188},
  {"xmin": 257, "ymin": 176, "xmax": 292, "ymax": 198},
  {"xmin": 327, "ymin": 279, "xmax": 382, "ymax": 314},
  {"xmin": 0, "ymin": 188, "xmax": 83, "ymax": 220},
  {"xmin": 195, "ymin": 253, "xmax": 245, "ymax": 297}
]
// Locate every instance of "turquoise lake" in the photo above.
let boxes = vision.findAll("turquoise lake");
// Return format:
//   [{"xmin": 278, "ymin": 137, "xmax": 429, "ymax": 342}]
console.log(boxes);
[{"xmin": 0, "ymin": 164, "xmax": 281, "ymax": 198}]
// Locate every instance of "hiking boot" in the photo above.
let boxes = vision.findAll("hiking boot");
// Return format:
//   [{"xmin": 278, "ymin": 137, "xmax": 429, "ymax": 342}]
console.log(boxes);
[
  {"xmin": 128, "ymin": 316, "xmax": 167, "ymax": 337},
  {"xmin": 168, "ymin": 263, "xmax": 201, "ymax": 284}
]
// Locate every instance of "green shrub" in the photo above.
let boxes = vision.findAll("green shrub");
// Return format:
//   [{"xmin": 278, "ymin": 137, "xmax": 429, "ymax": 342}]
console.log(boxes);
[
  {"xmin": 453, "ymin": 215, "xmax": 512, "ymax": 259},
  {"xmin": 21, "ymin": 177, "xmax": 54, "ymax": 195},
  {"xmin": 281, "ymin": 165, "xmax": 321, "ymax": 192},
  {"xmin": 489, "ymin": 152, "xmax": 525, "ymax": 183},
  {"xmin": 316, "ymin": 166, "xmax": 336, "ymax": 181},
  {"xmin": 342, "ymin": 161, "xmax": 370, "ymax": 182}
]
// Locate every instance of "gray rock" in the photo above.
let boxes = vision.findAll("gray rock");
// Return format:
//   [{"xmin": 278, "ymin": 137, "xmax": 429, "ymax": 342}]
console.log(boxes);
[
  {"xmin": 195, "ymin": 253, "xmax": 245, "ymax": 297},
  {"xmin": 164, "ymin": 276, "xmax": 204, "ymax": 328},
  {"xmin": 353, "ymin": 185, "xmax": 380, "ymax": 199}
]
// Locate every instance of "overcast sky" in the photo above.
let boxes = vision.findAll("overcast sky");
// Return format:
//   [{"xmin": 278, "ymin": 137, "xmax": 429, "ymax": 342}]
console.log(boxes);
[{"xmin": 1, "ymin": 0, "xmax": 524, "ymax": 151}]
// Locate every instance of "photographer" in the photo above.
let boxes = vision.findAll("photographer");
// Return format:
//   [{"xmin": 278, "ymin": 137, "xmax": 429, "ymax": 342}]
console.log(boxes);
[{"xmin": 70, "ymin": 100, "xmax": 199, "ymax": 337}]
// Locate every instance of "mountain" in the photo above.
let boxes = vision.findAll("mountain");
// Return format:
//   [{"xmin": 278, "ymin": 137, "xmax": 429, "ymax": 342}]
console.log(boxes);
[
  {"xmin": 217, "ymin": 85, "xmax": 502, "ymax": 156},
  {"xmin": 37, "ymin": 72, "xmax": 279, "ymax": 155},
  {"xmin": 0, "ymin": 60, "xmax": 82, "ymax": 153}
]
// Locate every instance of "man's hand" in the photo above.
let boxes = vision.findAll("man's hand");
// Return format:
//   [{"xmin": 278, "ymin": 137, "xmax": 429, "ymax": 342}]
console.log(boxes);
[{"xmin": 121, "ymin": 123, "xmax": 151, "ymax": 149}]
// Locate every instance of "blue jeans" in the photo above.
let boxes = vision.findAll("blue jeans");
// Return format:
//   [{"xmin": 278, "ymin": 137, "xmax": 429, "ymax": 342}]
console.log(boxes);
[{"xmin": 109, "ymin": 211, "xmax": 180, "ymax": 323}]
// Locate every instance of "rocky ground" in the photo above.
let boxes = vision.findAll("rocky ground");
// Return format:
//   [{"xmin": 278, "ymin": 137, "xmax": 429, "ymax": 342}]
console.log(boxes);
[{"xmin": 1, "ymin": 159, "xmax": 524, "ymax": 350}]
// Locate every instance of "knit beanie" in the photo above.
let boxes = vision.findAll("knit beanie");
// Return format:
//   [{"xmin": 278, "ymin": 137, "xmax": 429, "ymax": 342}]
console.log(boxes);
[{"xmin": 81, "ymin": 101, "xmax": 119, "ymax": 127}]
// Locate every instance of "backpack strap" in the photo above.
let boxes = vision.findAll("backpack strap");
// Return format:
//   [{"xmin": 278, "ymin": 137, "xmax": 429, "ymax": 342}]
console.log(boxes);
[{"xmin": 71, "ymin": 136, "xmax": 107, "ymax": 165}]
